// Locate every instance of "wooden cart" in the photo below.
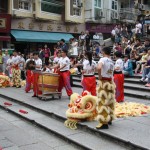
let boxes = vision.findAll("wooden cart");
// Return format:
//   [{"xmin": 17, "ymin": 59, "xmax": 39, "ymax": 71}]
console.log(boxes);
[{"xmin": 37, "ymin": 72, "xmax": 61, "ymax": 100}]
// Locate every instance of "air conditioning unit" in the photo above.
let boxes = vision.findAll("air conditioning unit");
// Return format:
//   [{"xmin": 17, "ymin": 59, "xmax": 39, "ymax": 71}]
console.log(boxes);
[
  {"xmin": 139, "ymin": 4, "xmax": 145, "ymax": 10},
  {"xmin": 111, "ymin": 11, "xmax": 118, "ymax": 19}
]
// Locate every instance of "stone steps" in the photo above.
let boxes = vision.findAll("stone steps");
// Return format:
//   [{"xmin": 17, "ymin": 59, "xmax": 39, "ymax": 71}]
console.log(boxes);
[
  {"xmin": 0, "ymin": 94, "xmax": 135, "ymax": 150},
  {"xmin": 71, "ymin": 75, "xmax": 150, "ymax": 100}
]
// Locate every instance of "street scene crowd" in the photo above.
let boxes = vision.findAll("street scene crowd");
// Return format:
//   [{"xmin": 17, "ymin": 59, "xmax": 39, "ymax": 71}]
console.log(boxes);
[{"xmin": 0, "ymin": 21, "xmax": 150, "ymax": 129}]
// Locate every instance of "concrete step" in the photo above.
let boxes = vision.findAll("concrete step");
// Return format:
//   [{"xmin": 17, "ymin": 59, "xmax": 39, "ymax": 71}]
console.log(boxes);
[
  {"xmin": 0, "ymin": 97, "xmax": 131, "ymax": 150},
  {"xmin": 72, "ymin": 81, "xmax": 150, "ymax": 100},
  {"xmin": 0, "ymin": 88, "xmax": 150, "ymax": 150}
]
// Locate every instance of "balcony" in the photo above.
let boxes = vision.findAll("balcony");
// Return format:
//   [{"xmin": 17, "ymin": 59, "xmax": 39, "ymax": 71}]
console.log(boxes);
[{"xmin": 119, "ymin": 8, "xmax": 140, "ymax": 23}]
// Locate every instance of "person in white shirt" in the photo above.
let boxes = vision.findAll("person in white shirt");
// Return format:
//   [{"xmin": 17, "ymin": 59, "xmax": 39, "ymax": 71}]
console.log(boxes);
[
  {"xmin": 71, "ymin": 38, "xmax": 78, "ymax": 57},
  {"xmin": 113, "ymin": 51, "xmax": 124, "ymax": 103},
  {"xmin": 32, "ymin": 52, "xmax": 43, "ymax": 97},
  {"xmin": 11, "ymin": 51, "xmax": 22, "ymax": 88},
  {"xmin": 93, "ymin": 32, "xmax": 100, "ymax": 40},
  {"xmin": 79, "ymin": 31, "xmax": 86, "ymax": 47},
  {"xmin": 96, "ymin": 47, "xmax": 115, "ymax": 129},
  {"xmin": 51, "ymin": 49, "xmax": 73, "ymax": 97},
  {"xmin": 135, "ymin": 20, "xmax": 142, "ymax": 39},
  {"xmin": 81, "ymin": 51, "xmax": 97, "ymax": 96},
  {"xmin": 6, "ymin": 54, "xmax": 13, "ymax": 78}
]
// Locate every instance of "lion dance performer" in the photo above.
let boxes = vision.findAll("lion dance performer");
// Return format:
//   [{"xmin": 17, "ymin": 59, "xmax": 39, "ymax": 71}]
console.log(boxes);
[
  {"xmin": 81, "ymin": 51, "xmax": 97, "ymax": 96},
  {"xmin": 96, "ymin": 47, "xmax": 116, "ymax": 129},
  {"xmin": 114, "ymin": 51, "xmax": 124, "ymax": 102},
  {"xmin": 25, "ymin": 53, "xmax": 35, "ymax": 93},
  {"xmin": 11, "ymin": 51, "xmax": 22, "ymax": 88}
]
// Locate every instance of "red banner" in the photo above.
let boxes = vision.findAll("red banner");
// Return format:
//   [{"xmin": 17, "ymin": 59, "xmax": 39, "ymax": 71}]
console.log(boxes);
[{"xmin": 0, "ymin": 14, "xmax": 11, "ymax": 33}]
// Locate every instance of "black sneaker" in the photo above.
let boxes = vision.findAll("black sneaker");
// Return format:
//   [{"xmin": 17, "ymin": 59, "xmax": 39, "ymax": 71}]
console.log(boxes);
[
  {"xmin": 16, "ymin": 86, "xmax": 21, "ymax": 88},
  {"xmin": 96, "ymin": 124, "xmax": 109, "ymax": 129},
  {"xmin": 108, "ymin": 121, "xmax": 112, "ymax": 125}
]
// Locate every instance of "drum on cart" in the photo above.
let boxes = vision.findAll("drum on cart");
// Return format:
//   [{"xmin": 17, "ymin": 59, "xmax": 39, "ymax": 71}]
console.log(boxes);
[{"xmin": 38, "ymin": 73, "xmax": 61, "ymax": 100}]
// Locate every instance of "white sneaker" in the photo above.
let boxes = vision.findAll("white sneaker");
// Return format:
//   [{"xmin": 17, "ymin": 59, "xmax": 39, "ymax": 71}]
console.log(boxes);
[{"xmin": 140, "ymin": 78, "xmax": 145, "ymax": 82}]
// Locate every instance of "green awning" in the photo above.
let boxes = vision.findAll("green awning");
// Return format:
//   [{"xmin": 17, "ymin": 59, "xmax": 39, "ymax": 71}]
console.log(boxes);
[{"xmin": 11, "ymin": 30, "xmax": 73, "ymax": 43}]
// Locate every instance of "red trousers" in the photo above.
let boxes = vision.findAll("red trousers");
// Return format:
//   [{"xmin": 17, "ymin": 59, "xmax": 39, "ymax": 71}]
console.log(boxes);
[
  {"xmin": 82, "ymin": 76, "xmax": 96, "ymax": 96},
  {"xmin": 25, "ymin": 70, "xmax": 33, "ymax": 92},
  {"xmin": 114, "ymin": 73, "xmax": 124, "ymax": 102},
  {"xmin": 58, "ymin": 71, "xmax": 73, "ymax": 96},
  {"xmin": 33, "ymin": 72, "xmax": 42, "ymax": 96}
]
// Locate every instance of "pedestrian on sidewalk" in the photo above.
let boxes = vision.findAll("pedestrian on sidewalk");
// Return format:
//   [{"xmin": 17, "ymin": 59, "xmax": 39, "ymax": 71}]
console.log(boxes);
[
  {"xmin": 114, "ymin": 51, "xmax": 124, "ymax": 102},
  {"xmin": 2, "ymin": 50, "xmax": 9, "ymax": 75},
  {"xmin": 51, "ymin": 49, "xmax": 73, "ymax": 98},
  {"xmin": 0, "ymin": 50, "xmax": 3, "ymax": 73},
  {"xmin": 96, "ymin": 47, "xmax": 115, "ymax": 129}
]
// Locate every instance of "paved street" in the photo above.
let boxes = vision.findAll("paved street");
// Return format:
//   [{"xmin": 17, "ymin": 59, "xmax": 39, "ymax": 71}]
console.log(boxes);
[{"xmin": 0, "ymin": 87, "xmax": 150, "ymax": 150}]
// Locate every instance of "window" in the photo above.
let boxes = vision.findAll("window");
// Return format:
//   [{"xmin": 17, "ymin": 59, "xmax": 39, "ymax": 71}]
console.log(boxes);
[
  {"xmin": 19, "ymin": 1, "xmax": 31, "ymax": 10},
  {"xmin": 73, "ymin": 0, "xmax": 78, "ymax": 5},
  {"xmin": 94, "ymin": 0, "xmax": 101, "ymax": 8},
  {"xmin": 41, "ymin": 0, "xmax": 64, "ymax": 14},
  {"xmin": 13, "ymin": 0, "xmax": 31, "ymax": 10},
  {"xmin": 112, "ymin": 0, "xmax": 118, "ymax": 10},
  {"xmin": 73, "ymin": 8, "xmax": 81, "ymax": 16}
]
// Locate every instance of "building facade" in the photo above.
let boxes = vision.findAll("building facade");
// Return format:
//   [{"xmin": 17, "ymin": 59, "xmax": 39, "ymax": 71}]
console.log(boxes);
[
  {"xmin": 0, "ymin": 0, "xmax": 11, "ymax": 49},
  {"xmin": 85, "ymin": 0, "xmax": 150, "ymax": 37},
  {"xmin": 8, "ymin": 0, "xmax": 86, "ymax": 52}
]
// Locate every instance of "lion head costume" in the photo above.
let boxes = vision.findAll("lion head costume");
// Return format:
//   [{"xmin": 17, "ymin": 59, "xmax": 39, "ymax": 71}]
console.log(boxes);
[{"xmin": 64, "ymin": 91, "xmax": 97, "ymax": 129}]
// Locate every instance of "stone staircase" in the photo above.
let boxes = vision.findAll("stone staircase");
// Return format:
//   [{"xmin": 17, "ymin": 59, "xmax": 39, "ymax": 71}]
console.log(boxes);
[{"xmin": 71, "ymin": 74, "xmax": 150, "ymax": 101}]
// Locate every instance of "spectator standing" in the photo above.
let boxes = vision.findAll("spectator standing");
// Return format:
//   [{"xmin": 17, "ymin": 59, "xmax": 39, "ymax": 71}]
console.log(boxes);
[
  {"xmin": 43, "ymin": 44, "xmax": 50, "ymax": 65},
  {"xmin": 84, "ymin": 30, "xmax": 91, "ymax": 51},
  {"xmin": 135, "ymin": 20, "xmax": 142, "ymax": 39},
  {"xmin": 2, "ymin": 50, "xmax": 9, "ymax": 75},
  {"xmin": 19, "ymin": 54, "xmax": 26, "ymax": 80},
  {"xmin": 79, "ymin": 31, "xmax": 86, "ymax": 47},
  {"xmin": 0, "ymin": 50, "xmax": 3, "ymax": 73},
  {"xmin": 71, "ymin": 38, "xmax": 78, "ymax": 58},
  {"xmin": 39, "ymin": 46, "xmax": 44, "ymax": 64},
  {"xmin": 6, "ymin": 54, "xmax": 13, "ymax": 79}
]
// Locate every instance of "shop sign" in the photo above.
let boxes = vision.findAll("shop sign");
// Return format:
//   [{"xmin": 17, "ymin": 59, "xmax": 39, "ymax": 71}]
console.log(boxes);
[
  {"xmin": 11, "ymin": 18, "xmax": 85, "ymax": 34},
  {"xmin": 0, "ymin": 14, "xmax": 11, "ymax": 33},
  {"xmin": 86, "ymin": 23, "xmax": 115, "ymax": 33}
]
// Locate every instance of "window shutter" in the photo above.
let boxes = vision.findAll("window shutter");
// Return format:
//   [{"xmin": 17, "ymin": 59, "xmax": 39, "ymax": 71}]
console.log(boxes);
[
  {"xmin": 13, "ymin": 0, "xmax": 19, "ymax": 9},
  {"xmin": 70, "ymin": 0, "xmax": 73, "ymax": 16}
]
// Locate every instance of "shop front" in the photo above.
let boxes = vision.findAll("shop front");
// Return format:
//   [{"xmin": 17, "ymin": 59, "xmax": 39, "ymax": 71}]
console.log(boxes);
[
  {"xmin": 86, "ymin": 23, "xmax": 115, "ymax": 39},
  {"xmin": 11, "ymin": 18, "xmax": 85, "ymax": 54},
  {"xmin": 0, "ymin": 14, "xmax": 11, "ymax": 49}
]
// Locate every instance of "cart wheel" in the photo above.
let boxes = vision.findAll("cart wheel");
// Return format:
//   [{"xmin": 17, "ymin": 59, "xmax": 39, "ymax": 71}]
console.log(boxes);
[{"xmin": 59, "ymin": 96, "xmax": 61, "ymax": 99}]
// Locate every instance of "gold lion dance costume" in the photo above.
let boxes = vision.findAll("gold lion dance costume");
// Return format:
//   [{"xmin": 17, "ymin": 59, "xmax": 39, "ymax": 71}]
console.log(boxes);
[
  {"xmin": 96, "ymin": 47, "xmax": 115, "ymax": 129},
  {"xmin": 65, "ymin": 91, "xmax": 97, "ymax": 129}
]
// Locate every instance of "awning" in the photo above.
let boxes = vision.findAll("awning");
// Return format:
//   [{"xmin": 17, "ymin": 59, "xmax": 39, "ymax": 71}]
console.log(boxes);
[
  {"xmin": 0, "ymin": 36, "xmax": 11, "ymax": 41},
  {"xmin": 11, "ymin": 30, "xmax": 73, "ymax": 43}
]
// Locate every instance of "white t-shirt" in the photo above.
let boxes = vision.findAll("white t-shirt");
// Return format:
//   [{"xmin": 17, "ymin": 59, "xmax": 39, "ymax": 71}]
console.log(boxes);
[
  {"xmin": 53, "ymin": 57, "xmax": 61, "ymax": 64},
  {"xmin": 93, "ymin": 35, "xmax": 100, "ymax": 40},
  {"xmin": 58, "ymin": 57, "xmax": 70, "ymax": 71},
  {"xmin": 7, "ymin": 58, "xmax": 13, "ymax": 66},
  {"xmin": 115, "ymin": 58, "xmax": 123, "ymax": 72},
  {"xmin": 79, "ymin": 35, "xmax": 86, "ymax": 40},
  {"xmin": 98, "ymin": 57, "xmax": 114, "ymax": 78},
  {"xmin": 72, "ymin": 42, "xmax": 78, "ymax": 56},
  {"xmin": 19, "ymin": 57, "xmax": 25, "ymax": 70},
  {"xmin": 35, "ymin": 58, "xmax": 42, "ymax": 70},
  {"xmin": 83, "ymin": 60, "xmax": 97, "ymax": 75},
  {"xmin": 12, "ymin": 55, "xmax": 21, "ymax": 65},
  {"xmin": 135, "ymin": 23, "xmax": 142, "ymax": 33}
]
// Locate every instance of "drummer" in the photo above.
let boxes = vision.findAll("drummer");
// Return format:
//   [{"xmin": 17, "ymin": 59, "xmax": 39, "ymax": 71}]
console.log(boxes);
[
  {"xmin": 51, "ymin": 49, "xmax": 73, "ymax": 98},
  {"xmin": 32, "ymin": 52, "xmax": 42, "ymax": 97}
]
